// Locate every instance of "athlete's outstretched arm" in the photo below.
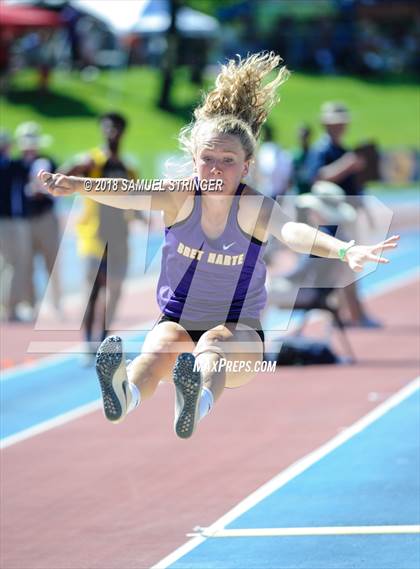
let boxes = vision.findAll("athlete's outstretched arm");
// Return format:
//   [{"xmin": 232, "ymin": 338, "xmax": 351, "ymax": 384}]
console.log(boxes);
[
  {"xmin": 268, "ymin": 201, "xmax": 399, "ymax": 272},
  {"xmin": 37, "ymin": 170, "xmax": 186, "ymax": 212}
]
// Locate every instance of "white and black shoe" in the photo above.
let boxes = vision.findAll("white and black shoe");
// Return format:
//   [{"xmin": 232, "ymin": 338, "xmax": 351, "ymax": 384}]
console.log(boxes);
[
  {"xmin": 173, "ymin": 353, "xmax": 203, "ymax": 439},
  {"xmin": 96, "ymin": 336, "xmax": 131, "ymax": 423}
]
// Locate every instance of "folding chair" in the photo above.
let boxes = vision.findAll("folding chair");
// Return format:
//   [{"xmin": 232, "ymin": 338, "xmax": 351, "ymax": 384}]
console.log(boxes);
[{"xmin": 292, "ymin": 287, "xmax": 356, "ymax": 363}]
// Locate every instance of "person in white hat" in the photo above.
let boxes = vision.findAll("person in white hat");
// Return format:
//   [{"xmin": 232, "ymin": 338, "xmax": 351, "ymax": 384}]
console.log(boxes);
[
  {"xmin": 296, "ymin": 180, "xmax": 357, "ymax": 227},
  {"xmin": 304, "ymin": 102, "xmax": 381, "ymax": 328},
  {"xmin": 306, "ymin": 102, "xmax": 365, "ymax": 198},
  {"xmin": 267, "ymin": 181, "xmax": 356, "ymax": 309},
  {"xmin": 15, "ymin": 122, "xmax": 52, "ymax": 153}
]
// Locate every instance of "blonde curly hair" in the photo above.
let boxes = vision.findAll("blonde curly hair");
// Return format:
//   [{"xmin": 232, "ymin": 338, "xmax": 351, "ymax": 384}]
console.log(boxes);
[{"xmin": 179, "ymin": 51, "xmax": 289, "ymax": 161}]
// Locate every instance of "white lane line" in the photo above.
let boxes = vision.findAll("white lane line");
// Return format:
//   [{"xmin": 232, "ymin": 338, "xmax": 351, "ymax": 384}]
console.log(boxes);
[
  {"xmin": 1, "ymin": 320, "xmax": 155, "ymax": 381},
  {"xmin": 0, "ymin": 272, "xmax": 158, "ymax": 380},
  {"xmin": 191, "ymin": 525, "xmax": 420, "ymax": 538},
  {"xmin": 1, "ymin": 400, "xmax": 101, "ymax": 449},
  {"xmin": 151, "ymin": 377, "xmax": 419, "ymax": 568},
  {"xmin": 0, "ymin": 351, "xmax": 76, "ymax": 381}
]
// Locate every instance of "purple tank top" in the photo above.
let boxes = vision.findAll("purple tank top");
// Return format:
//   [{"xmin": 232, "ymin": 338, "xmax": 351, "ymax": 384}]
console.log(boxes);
[{"xmin": 157, "ymin": 182, "xmax": 268, "ymax": 323}]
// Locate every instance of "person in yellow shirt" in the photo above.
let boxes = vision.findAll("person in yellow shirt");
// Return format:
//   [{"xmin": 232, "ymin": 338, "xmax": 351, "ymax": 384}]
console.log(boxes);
[{"xmin": 63, "ymin": 113, "xmax": 137, "ymax": 364}]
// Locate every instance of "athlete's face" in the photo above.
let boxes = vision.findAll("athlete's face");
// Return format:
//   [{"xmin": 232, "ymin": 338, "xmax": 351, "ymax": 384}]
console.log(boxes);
[{"xmin": 195, "ymin": 134, "xmax": 250, "ymax": 193}]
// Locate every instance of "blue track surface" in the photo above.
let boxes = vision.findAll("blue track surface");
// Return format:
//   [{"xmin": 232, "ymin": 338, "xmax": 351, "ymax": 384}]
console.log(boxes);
[
  {"xmin": 171, "ymin": 535, "xmax": 420, "ymax": 569},
  {"xmin": 1, "ymin": 229, "xmax": 418, "ymax": 440},
  {"xmin": 168, "ymin": 388, "xmax": 420, "ymax": 569}
]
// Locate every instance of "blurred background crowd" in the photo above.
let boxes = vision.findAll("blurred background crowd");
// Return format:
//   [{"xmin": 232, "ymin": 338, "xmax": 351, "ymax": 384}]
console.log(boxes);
[
  {"xmin": 1, "ymin": 0, "xmax": 419, "ymax": 83},
  {"xmin": 0, "ymin": 0, "xmax": 419, "ymax": 365}
]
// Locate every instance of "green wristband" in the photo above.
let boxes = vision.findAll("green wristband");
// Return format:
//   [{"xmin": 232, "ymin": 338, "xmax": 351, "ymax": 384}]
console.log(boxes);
[{"xmin": 338, "ymin": 240, "xmax": 356, "ymax": 262}]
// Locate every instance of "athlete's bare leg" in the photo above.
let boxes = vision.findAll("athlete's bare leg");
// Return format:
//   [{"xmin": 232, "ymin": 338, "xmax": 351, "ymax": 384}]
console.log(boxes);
[
  {"xmin": 194, "ymin": 323, "xmax": 264, "ymax": 401},
  {"xmin": 95, "ymin": 321, "xmax": 262, "ymax": 431},
  {"xmin": 169, "ymin": 323, "xmax": 263, "ymax": 437},
  {"xmin": 128, "ymin": 321, "xmax": 195, "ymax": 399}
]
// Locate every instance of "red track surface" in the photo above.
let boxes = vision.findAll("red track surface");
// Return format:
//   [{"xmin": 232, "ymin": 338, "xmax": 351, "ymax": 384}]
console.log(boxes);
[
  {"xmin": 2, "ymin": 279, "xmax": 419, "ymax": 569},
  {"xmin": 0, "ymin": 280, "xmax": 161, "ymax": 369}
]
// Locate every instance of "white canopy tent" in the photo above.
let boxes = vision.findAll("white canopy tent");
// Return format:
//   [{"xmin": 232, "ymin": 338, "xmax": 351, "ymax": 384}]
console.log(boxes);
[
  {"xmin": 135, "ymin": 0, "xmax": 220, "ymax": 38},
  {"xmin": 71, "ymin": 0, "xmax": 220, "ymax": 38},
  {"xmin": 70, "ymin": 0, "xmax": 144, "ymax": 35},
  {"xmin": 3, "ymin": 0, "xmax": 220, "ymax": 68}
]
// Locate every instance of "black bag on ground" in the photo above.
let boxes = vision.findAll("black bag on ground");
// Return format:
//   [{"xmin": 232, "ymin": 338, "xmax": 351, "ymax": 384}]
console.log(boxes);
[{"xmin": 267, "ymin": 336, "xmax": 339, "ymax": 366}]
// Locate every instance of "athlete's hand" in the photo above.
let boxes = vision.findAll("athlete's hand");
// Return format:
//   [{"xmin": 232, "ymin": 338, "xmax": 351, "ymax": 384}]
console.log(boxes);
[
  {"xmin": 345, "ymin": 235, "xmax": 400, "ymax": 272},
  {"xmin": 37, "ymin": 170, "xmax": 79, "ymax": 196}
]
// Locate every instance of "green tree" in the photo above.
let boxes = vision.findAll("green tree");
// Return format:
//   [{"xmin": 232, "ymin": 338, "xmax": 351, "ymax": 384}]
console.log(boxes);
[{"xmin": 158, "ymin": 0, "xmax": 181, "ymax": 110}]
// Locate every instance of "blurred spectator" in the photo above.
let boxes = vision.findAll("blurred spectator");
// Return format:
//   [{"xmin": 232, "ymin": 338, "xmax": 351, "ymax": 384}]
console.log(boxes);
[
  {"xmin": 306, "ymin": 102, "xmax": 378, "ymax": 225},
  {"xmin": 267, "ymin": 181, "xmax": 356, "ymax": 309},
  {"xmin": 306, "ymin": 102, "xmax": 365, "ymax": 199},
  {"xmin": 261, "ymin": 3, "xmax": 419, "ymax": 76},
  {"xmin": 332, "ymin": 13, "xmax": 357, "ymax": 74},
  {"xmin": 19, "ymin": 30, "xmax": 57, "ymax": 92},
  {"xmin": 0, "ymin": 29, "xmax": 13, "ymax": 94},
  {"xmin": 253, "ymin": 124, "xmax": 292, "ymax": 268},
  {"xmin": 0, "ymin": 130, "xmax": 31, "ymax": 321},
  {"xmin": 37, "ymin": 29, "xmax": 56, "ymax": 92},
  {"xmin": 291, "ymin": 124, "xmax": 313, "ymax": 196},
  {"xmin": 14, "ymin": 122, "xmax": 62, "ymax": 319},
  {"xmin": 305, "ymin": 102, "xmax": 381, "ymax": 328},
  {"xmin": 255, "ymin": 123, "xmax": 292, "ymax": 200},
  {"xmin": 312, "ymin": 17, "xmax": 336, "ymax": 74},
  {"xmin": 266, "ymin": 16, "xmax": 296, "ymax": 68},
  {"xmin": 75, "ymin": 16, "xmax": 110, "ymax": 68},
  {"xmin": 62, "ymin": 112, "xmax": 137, "ymax": 365},
  {"xmin": 291, "ymin": 123, "xmax": 313, "ymax": 225},
  {"xmin": 60, "ymin": 4, "xmax": 83, "ymax": 69}
]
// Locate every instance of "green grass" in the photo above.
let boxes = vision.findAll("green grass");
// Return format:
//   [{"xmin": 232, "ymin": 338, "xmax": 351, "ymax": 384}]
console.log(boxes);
[{"xmin": 1, "ymin": 67, "xmax": 418, "ymax": 177}]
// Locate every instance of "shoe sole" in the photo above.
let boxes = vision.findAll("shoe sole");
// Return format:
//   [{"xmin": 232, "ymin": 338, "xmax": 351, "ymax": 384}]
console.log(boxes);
[
  {"xmin": 173, "ymin": 353, "xmax": 202, "ymax": 439},
  {"xmin": 96, "ymin": 336, "xmax": 127, "ymax": 423}
]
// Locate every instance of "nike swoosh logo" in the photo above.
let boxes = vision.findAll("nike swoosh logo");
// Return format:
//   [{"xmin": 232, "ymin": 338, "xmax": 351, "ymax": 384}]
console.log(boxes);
[{"xmin": 222, "ymin": 242, "xmax": 236, "ymax": 251}]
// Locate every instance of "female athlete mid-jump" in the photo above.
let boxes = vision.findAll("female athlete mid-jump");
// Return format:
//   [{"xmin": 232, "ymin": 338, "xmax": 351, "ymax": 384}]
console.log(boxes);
[{"xmin": 39, "ymin": 52, "xmax": 399, "ymax": 439}]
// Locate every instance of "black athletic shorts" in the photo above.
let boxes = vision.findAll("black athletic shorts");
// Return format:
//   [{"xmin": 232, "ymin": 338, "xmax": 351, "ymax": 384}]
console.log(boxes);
[{"xmin": 157, "ymin": 314, "xmax": 265, "ymax": 345}]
